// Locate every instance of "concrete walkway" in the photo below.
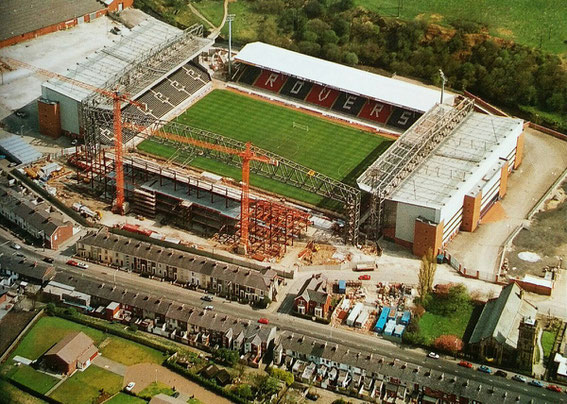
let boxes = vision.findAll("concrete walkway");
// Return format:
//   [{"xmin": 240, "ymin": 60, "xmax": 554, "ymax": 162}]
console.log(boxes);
[
  {"xmin": 93, "ymin": 355, "xmax": 127, "ymax": 377},
  {"xmin": 533, "ymin": 328, "xmax": 545, "ymax": 378}
]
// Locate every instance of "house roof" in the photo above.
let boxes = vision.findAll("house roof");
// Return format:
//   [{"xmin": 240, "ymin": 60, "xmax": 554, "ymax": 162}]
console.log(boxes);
[
  {"xmin": 0, "ymin": 0, "xmax": 105, "ymax": 42},
  {"xmin": 469, "ymin": 283, "xmax": 537, "ymax": 348},
  {"xmin": 0, "ymin": 254, "xmax": 55, "ymax": 282},
  {"xmin": 78, "ymin": 230, "xmax": 276, "ymax": 292},
  {"xmin": 45, "ymin": 331, "xmax": 95, "ymax": 365},
  {"xmin": 295, "ymin": 274, "xmax": 328, "ymax": 305}
]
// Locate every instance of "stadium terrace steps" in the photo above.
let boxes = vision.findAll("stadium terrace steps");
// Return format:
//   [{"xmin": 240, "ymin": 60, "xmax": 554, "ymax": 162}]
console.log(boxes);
[
  {"xmin": 124, "ymin": 60, "xmax": 211, "ymax": 120},
  {"xmin": 236, "ymin": 65, "xmax": 422, "ymax": 131}
]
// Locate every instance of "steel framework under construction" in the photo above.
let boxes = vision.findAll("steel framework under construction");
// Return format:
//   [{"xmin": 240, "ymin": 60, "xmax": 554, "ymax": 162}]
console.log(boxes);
[{"xmin": 81, "ymin": 107, "xmax": 362, "ymax": 245}]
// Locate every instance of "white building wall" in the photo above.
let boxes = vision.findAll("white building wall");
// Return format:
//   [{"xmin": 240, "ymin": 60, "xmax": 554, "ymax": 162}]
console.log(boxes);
[{"xmin": 394, "ymin": 203, "xmax": 437, "ymax": 243}]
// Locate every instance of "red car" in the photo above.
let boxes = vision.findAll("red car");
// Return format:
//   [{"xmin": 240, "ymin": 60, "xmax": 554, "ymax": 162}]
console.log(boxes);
[
  {"xmin": 66, "ymin": 259, "xmax": 78, "ymax": 267},
  {"xmin": 458, "ymin": 360, "xmax": 473, "ymax": 368},
  {"xmin": 258, "ymin": 318, "xmax": 269, "ymax": 325},
  {"xmin": 358, "ymin": 275, "xmax": 371, "ymax": 280},
  {"xmin": 546, "ymin": 384, "xmax": 562, "ymax": 393}
]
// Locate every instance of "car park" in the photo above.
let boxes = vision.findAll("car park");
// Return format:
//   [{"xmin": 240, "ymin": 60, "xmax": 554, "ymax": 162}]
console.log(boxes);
[
  {"xmin": 528, "ymin": 380, "xmax": 543, "ymax": 388},
  {"xmin": 478, "ymin": 365, "xmax": 492, "ymax": 374},
  {"xmin": 495, "ymin": 370, "xmax": 508, "ymax": 377},
  {"xmin": 258, "ymin": 318, "xmax": 269, "ymax": 325},
  {"xmin": 428, "ymin": 352, "xmax": 440, "ymax": 359},
  {"xmin": 125, "ymin": 382, "xmax": 135, "ymax": 392},
  {"xmin": 512, "ymin": 374, "xmax": 527, "ymax": 383},
  {"xmin": 201, "ymin": 295, "xmax": 213, "ymax": 302},
  {"xmin": 458, "ymin": 360, "xmax": 473, "ymax": 368}
]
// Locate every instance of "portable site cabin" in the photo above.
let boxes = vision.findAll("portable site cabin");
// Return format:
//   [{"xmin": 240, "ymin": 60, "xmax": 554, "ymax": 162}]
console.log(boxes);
[
  {"xmin": 400, "ymin": 310, "xmax": 411, "ymax": 325},
  {"xmin": 346, "ymin": 302, "xmax": 363, "ymax": 326},
  {"xmin": 374, "ymin": 306, "xmax": 390, "ymax": 333}
]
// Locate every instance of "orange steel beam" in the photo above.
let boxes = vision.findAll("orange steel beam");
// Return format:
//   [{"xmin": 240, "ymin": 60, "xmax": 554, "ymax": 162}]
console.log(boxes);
[
  {"xmin": 123, "ymin": 122, "xmax": 278, "ymax": 249},
  {"xmin": 1, "ymin": 57, "xmax": 143, "ymax": 215}
]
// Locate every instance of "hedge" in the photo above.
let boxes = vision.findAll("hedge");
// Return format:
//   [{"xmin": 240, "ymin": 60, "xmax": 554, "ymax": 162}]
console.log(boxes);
[
  {"xmin": 165, "ymin": 360, "xmax": 249, "ymax": 404},
  {"xmin": 4, "ymin": 377, "xmax": 63, "ymax": 404}
]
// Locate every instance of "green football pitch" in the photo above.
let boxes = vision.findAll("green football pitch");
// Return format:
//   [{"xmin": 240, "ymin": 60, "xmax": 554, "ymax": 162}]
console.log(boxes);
[{"xmin": 137, "ymin": 90, "xmax": 392, "ymax": 208}]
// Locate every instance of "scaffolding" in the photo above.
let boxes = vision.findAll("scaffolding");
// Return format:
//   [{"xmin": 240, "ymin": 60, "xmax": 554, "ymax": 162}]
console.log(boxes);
[{"xmin": 357, "ymin": 97, "xmax": 475, "ymax": 238}]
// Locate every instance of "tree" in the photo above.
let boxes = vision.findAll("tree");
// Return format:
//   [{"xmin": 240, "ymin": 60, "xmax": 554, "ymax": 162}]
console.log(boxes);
[
  {"xmin": 268, "ymin": 367, "xmax": 294, "ymax": 386},
  {"xmin": 259, "ymin": 376, "xmax": 281, "ymax": 398},
  {"xmin": 46, "ymin": 303, "xmax": 56, "ymax": 316},
  {"xmin": 212, "ymin": 348, "xmax": 239, "ymax": 366},
  {"xmin": 434, "ymin": 334, "xmax": 464, "ymax": 354},
  {"xmin": 234, "ymin": 383, "xmax": 253, "ymax": 400},
  {"xmin": 305, "ymin": 0, "xmax": 325, "ymax": 18},
  {"xmin": 343, "ymin": 51, "xmax": 358, "ymax": 65},
  {"xmin": 418, "ymin": 248, "xmax": 437, "ymax": 301}
]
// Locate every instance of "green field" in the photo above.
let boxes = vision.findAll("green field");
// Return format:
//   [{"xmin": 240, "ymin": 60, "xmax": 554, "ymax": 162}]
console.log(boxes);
[
  {"xmin": 7, "ymin": 365, "xmax": 59, "ymax": 395},
  {"xmin": 418, "ymin": 306, "xmax": 474, "ymax": 345},
  {"xmin": 357, "ymin": 0, "xmax": 567, "ymax": 57},
  {"xmin": 50, "ymin": 365, "xmax": 123, "ymax": 404},
  {"xmin": 138, "ymin": 90, "xmax": 391, "ymax": 207},
  {"xmin": 100, "ymin": 336, "xmax": 167, "ymax": 366}
]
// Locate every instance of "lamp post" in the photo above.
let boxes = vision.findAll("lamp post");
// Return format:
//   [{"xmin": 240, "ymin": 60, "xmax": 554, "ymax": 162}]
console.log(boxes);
[
  {"xmin": 439, "ymin": 69, "xmax": 447, "ymax": 104},
  {"xmin": 227, "ymin": 14, "xmax": 235, "ymax": 79}
]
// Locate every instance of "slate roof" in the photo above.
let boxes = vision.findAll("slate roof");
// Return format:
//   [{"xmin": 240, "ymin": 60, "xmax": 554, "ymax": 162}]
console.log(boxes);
[
  {"xmin": 45, "ymin": 331, "xmax": 96, "ymax": 365},
  {"xmin": 78, "ymin": 230, "xmax": 276, "ymax": 292},
  {"xmin": 295, "ymin": 274, "xmax": 328, "ymax": 305},
  {"xmin": 469, "ymin": 283, "xmax": 537, "ymax": 349},
  {"xmin": 0, "ymin": 0, "xmax": 105, "ymax": 42},
  {"xmin": 0, "ymin": 254, "xmax": 55, "ymax": 282},
  {"xmin": 277, "ymin": 331, "xmax": 546, "ymax": 404}
]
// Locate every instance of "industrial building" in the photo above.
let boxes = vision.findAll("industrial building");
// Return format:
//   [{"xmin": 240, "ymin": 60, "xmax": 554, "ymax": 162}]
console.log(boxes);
[{"xmin": 0, "ymin": 0, "xmax": 133, "ymax": 48}]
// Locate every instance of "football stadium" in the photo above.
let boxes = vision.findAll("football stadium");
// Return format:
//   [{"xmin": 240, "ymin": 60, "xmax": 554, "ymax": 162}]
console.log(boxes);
[{"xmin": 5, "ymin": 15, "xmax": 525, "ymax": 258}]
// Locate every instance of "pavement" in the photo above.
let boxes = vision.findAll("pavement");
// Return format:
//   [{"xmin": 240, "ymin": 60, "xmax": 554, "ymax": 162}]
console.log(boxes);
[{"xmin": 93, "ymin": 355, "xmax": 127, "ymax": 377}]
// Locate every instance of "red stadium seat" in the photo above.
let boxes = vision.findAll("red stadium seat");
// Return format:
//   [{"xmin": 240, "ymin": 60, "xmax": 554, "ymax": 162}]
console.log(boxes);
[
  {"xmin": 305, "ymin": 84, "xmax": 340, "ymax": 109},
  {"xmin": 358, "ymin": 100, "xmax": 393, "ymax": 124},
  {"xmin": 254, "ymin": 70, "xmax": 288, "ymax": 93}
]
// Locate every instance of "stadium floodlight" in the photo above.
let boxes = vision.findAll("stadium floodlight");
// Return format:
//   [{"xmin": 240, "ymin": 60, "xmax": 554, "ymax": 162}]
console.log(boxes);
[
  {"xmin": 439, "ymin": 69, "xmax": 447, "ymax": 104},
  {"xmin": 227, "ymin": 14, "xmax": 236, "ymax": 79}
]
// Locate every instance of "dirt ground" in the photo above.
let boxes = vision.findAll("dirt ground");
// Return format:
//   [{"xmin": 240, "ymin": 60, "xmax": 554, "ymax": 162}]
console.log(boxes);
[
  {"xmin": 123, "ymin": 363, "xmax": 232, "ymax": 404},
  {"xmin": 506, "ymin": 179, "xmax": 567, "ymax": 275}
]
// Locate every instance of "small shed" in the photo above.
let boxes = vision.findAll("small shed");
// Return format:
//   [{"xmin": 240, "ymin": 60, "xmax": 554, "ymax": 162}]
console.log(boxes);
[{"xmin": 338, "ymin": 280, "xmax": 346, "ymax": 294}]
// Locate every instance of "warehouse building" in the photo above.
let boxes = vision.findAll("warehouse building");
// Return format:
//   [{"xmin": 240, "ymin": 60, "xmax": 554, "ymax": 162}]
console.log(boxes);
[{"xmin": 359, "ymin": 105, "xmax": 524, "ymax": 257}]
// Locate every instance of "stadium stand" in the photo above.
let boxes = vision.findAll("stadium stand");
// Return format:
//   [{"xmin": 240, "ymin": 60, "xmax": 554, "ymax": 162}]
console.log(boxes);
[
  {"xmin": 124, "ymin": 60, "xmax": 211, "ymax": 120},
  {"xmin": 253, "ymin": 70, "xmax": 288, "ymax": 93},
  {"xmin": 358, "ymin": 101, "xmax": 393, "ymax": 124},
  {"xmin": 387, "ymin": 108, "xmax": 421, "ymax": 130},
  {"xmin": 331, "ymin": 92, "xmax": 367, "ymax": 116},
  {"xmin": 279, "ymin": 78, "xmax": 314, "ymax": 100},
  {"xmin": 236, "ymin": 65, "xmax": 262, "ymax": 86},
  {"xmin": 305, "ymin": 85, "xmax": 340, "ymax": 109}
]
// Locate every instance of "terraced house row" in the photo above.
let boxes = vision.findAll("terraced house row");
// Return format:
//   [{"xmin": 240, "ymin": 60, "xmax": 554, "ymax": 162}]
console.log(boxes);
[
  {"xmin": 45, "ymin": 273, "xmax": 276, "ymax": 364},
  {"xmin": 76, "ymin": 230, "xmax": 279, "ymax": 302}
]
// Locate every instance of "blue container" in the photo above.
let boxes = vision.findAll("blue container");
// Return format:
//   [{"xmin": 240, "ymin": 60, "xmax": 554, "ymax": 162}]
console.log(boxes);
[
  {"xmin": 338, "ymin": 280, "xmax": 346, "ymax": 294},
  {"xmin": 401, "ymin": 310, "xmax": 411, "ymax": 325},
  {"xmin": 374, "ymin": 307, "xmax": 390, "ymax": 333}
]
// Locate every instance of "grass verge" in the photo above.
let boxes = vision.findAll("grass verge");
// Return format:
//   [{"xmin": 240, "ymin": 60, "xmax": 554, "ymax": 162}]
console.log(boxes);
[{"xmin": 7, "ymin": 366, "xmax": 59, "ymax": 395}]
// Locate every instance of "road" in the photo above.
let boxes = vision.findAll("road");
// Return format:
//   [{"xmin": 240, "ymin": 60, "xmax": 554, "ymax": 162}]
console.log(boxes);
[{"xmin": 0, "ymin": 231, "xmax": 564, "ymax": 403}]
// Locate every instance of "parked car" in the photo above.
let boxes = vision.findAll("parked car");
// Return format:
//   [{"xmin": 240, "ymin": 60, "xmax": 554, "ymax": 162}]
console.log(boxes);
[
  {"xmin": 458, "ymin": 360, "xmax": 473, "ymax": 368},
  {"xmin": 495, "ymin": 370, "xmax": 508, "ymax": 378},
  {"xmin": 427, "ymin": 352, "xmax": 440, "ymax": 359},
  {"xmin": 11, "ymin": 243, "xmax": 21, "ymax": 250},
  {"xmin": 258, "ymin": 318, "xmax": 269, "ymax": 325},
  {"xmin": 201, "ymin": 295, "xmax": 213, "ymax": 302},
  {"xmin": 43, "ymin": 257, "xmax": 54, "ymax": 263},
  {"xmin": 306, "ymin": 391, "xmax": 319, "ymax": 401},
  {"xmin": 512, "ymin": 374, "xmax": 527, "ymax": 383},
  {"xmin": 358, "ymin": 274, "xmax": 371, "ymax": 280},
  {"xmin": 125, "ymin": 382, "xmax": 135, "ymax": 392},
  {"xmin": 76, "ymin": 261, "xmax": 89, "ymax": 269},
  {"xmin": 66, "ymin": 259, "xmax": 78, "ymax": 266},
  {"xmin": 204, "ymin": 305, "xmax": 214, "ymax": 311},
  {"xmin": 528, "ymin": 380, "xmax": 543, "ymax": 388},
  {"xmin": 546, "ymin": 384, "xmax": 562, "ymax": 392},
  {"xmin": 478, "ymin": 365, "xmax": 492, "ymax": 374}
]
